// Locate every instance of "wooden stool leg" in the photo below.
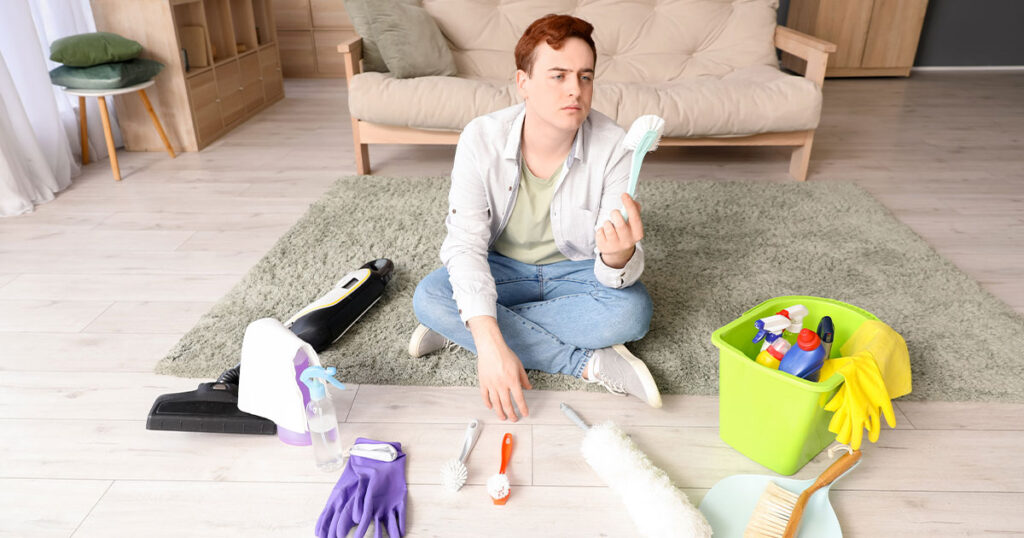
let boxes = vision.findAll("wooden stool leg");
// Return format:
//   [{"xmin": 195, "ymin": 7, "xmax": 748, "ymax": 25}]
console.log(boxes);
[
  {"xmin": 138, "ymin": 89, "xmax": 176, "ymax": 158},
  {"xmin": 79, "ymin": 96, "xmax": 89, "ymax": 165},
  {"xmin": 96, "ymin": 96, "xmax": 121, "ymax": 181}
]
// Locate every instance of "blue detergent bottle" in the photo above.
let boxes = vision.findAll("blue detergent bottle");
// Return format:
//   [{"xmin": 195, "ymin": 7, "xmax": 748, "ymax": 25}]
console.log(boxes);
[{"xmin": 779, "ymin": 328, "xmax": 826, "ymax": 381}]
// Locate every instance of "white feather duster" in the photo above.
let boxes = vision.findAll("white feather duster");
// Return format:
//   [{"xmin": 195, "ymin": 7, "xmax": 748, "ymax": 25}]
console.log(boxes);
[{"xmin": 564, "ymin": 404, "xmax": 711, "ymax": 538}]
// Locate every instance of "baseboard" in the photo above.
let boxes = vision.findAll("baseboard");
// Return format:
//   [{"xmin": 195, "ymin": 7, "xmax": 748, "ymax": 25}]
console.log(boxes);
[{"xmin": 912, "ymin": 65, "xmax": 1024, "ymax": 72}]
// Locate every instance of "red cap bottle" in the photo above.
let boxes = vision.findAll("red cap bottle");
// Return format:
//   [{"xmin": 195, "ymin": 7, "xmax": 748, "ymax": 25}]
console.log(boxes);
[{"xmin": 796, "ymin": 328, "xmax": 821, "ymax": 351}]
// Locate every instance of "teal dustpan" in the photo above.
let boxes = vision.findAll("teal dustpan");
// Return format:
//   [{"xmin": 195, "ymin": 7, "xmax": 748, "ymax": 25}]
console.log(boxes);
[{"xmin": 699, "ymin": 449, "xmax": 861, "ymax": 537}]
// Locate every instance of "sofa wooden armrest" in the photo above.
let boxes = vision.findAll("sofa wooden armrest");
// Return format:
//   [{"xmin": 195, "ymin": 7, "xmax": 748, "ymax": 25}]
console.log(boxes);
[
  {"xmin": 774, "ymin": 26, "xmax": 836, "ymax": 88},
  {"xmin": 338, "ymin": 36, "xmax": 369, "ymax": 170},
  {"xmin": 770, "ymin": 26, "xmax": 835, "ymax": 180},
  {"xmin": 338, "ymin": 36, "xmax": 364, "ymax": 88}
]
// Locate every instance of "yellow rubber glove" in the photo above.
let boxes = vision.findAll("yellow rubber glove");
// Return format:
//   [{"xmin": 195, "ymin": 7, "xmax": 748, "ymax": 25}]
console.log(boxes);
[
  {"xmin": 840, "ymin": 320, "xmax": 912, "ymax": 399},
  {"xmin": 824, "ymin": 384, "xmax": 848, "ymax": 434},
  {"xmin": 853, "ymin": 353, "xmax": 896, "ymax": 433},
  {"xmin": 822, "ymin": 351, "xmax": 895, "ymax": 450},
  {"xmin": 824, "ymin": 379, "xmax": 865, "ymax": 449}
]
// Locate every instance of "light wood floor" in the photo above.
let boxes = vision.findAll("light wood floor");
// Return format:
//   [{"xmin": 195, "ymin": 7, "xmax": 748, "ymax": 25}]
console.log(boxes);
[{"xmin": 2, "ymin": 72, "xmax": 1023, "ymax": 537}]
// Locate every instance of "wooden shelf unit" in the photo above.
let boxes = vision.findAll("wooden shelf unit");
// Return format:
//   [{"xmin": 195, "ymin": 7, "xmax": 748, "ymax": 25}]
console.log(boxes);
[
  {"xmin": 783, "ymin": 0, "xmax": 929, "ymax": 77},
  {"xmin": 90, "ymin": 0, "xmax": 286, "ymax": 152},
  {"xmin": 273, "ymin": 0, "xmax": 355, "ymax": 78}
]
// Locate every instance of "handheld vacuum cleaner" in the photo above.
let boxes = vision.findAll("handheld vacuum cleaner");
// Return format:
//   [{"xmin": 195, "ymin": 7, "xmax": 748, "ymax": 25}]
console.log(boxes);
[{"xmin": 146, "ymin": 258, "xmax": 394, "ymax": 436}]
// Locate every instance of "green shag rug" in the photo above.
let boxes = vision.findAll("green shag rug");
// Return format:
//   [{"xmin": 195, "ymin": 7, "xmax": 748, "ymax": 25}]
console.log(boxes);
[{"xmin": 156, "ymin": 177, "xmax": 1024, "ymax": 402}]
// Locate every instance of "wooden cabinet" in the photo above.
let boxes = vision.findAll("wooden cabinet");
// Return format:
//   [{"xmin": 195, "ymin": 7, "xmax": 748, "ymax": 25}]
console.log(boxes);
[
  {"xmin": 273, "ymin": 0, "xmax": 351, "ymax": 77},
  {"xmin": 260, "ymin": 44, "xmax": 285, "ymax": 100},
  {"xmin": 239, "ymin": 52, "xmax": 265, "ymax": 111},
  {"xmin": 272, "ymin": 0, "xmax": 311, "ymax": 27},
  {"xmin": 90, "ymin": 0, "xmax": 286, "ymax": 151},
  {"xmin": 783, "ymin": 0, "xmax": 929, "ymax": 77},
  {"xmin": 215, "ymin": 61, "xmax": 245, "ymax": 126},
  {"xmin": 310, "ymin": 0, "xmax": 349, "ymax": 27},
  {"xmin": 277, "ymin": 30, "xmax": 317, "ymax": 77},
  {"xmin": 187, "ymin": 70, "xmax": 223, "ymax": 144},
  {"xmin": 314, "ymin": 29, "xmax": 355, "ymax": 75}
]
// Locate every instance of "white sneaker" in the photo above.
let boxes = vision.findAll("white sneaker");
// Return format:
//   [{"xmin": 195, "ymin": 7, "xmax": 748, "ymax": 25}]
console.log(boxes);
[
  {"xmin": 408, "ymin": 324, "xmax": 454, "ymax": 358},
  {"xmin": 585, "ymin": 344, "xmax": 663, "ymax": 408}
]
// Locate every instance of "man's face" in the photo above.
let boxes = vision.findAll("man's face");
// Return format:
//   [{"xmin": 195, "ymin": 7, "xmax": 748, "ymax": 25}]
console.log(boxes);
[{"xmin": 516, "ymin": 37, "xmax": 595, "ymax": 134}]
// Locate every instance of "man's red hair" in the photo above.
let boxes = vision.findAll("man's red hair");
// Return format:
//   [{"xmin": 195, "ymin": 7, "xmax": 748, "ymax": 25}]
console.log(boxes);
[{"xmin": 515, "ymin": 14, "xmax": 596, "ymax": 76}]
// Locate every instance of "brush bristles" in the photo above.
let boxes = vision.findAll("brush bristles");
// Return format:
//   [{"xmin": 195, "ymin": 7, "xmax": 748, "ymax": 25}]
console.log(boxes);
[
  {"xmin": 486, "ymin": 472, "xmax": 510, "ymax": 501},
  {"xmin": 623, "ymin": 115, "xmax": 666, "ymax": 152},
  {"xmin": 744, "ymin": 482, "xmax": 799, "ymax": 538},
  {"xmin": 440, "ymin": 458, "xmax": 468, "ymax": 492}
]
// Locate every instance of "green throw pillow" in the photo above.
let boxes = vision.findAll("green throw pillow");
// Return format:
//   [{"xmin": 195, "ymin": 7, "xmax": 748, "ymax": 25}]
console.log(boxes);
[
  {"xmin": 49, "ymin": 59, "xmax": 165, "ymax": 90},
  {"xmin": 364, "ymin": 0, "xmax": 457, "ymax": 78},
  {"xmin": 50, "ymin": 32, "xmax": 143, "ymax": 67},
  {"xmin": 344, "ymin": 0, "xmax": 455, "ymax": 78},
  {"xmin": 343, "ymin": 0, "xmax": 391, "ymax": 73}
]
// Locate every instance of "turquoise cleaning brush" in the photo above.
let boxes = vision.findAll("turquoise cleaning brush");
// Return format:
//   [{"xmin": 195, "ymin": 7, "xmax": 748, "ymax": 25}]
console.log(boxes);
[{"xmin": 621, "ymin": 115, "xmax": 666, "ymax": 219}]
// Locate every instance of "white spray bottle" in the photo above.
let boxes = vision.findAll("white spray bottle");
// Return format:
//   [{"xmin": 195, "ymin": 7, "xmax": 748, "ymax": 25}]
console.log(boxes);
[
  {"xmin": 299, "ymin": 366, "xmax": 347, "ymax": 471},
  {"xmin": 781, "ymin": 304, "xmax": 809, "ymax": 345},
  {"xmin": 752, "ymin": 314, "xmax": 792, "ymax": 351}
]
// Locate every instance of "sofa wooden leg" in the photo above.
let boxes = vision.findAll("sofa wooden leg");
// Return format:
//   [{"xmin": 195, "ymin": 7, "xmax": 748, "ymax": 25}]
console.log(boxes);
[
  {"xmin": 352, "ymin": 118, "xmax": 370, "ymax": 174},
  {"xmin": 354, "ymin": 143, "xmax": 370, "ymax": 174},
  {"xmin": 789, "ymin": 131, "xmax": 815, "ymax": 181}
]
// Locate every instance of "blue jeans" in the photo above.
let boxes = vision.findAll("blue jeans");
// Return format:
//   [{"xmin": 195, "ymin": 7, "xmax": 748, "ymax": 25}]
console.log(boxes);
[{"xmin": 412, "ymin": 252, "xmax": 653, "ymax": 378}]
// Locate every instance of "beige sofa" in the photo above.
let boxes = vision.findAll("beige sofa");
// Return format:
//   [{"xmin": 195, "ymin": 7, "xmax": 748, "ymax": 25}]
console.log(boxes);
[{"xmin": 339, "ymin": 0, "xmax": 835, "ymax": 181}]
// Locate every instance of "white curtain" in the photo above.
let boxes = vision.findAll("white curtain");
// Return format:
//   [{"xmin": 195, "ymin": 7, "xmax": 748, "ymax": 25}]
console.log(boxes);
[
  {"xmin": 0, "ymin": 0, "xmax": 121, "ymax": 217},
  {"xmin": 0, "ymin": 52, "xmax": 68, "ymax": 217}
]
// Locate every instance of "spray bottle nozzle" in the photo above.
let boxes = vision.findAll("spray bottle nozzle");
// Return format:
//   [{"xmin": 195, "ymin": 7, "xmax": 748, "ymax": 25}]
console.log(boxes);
[
  {"xmin": 783, "ymin": 304, "xmax": 809, "ymax": 333},
  {"xmin": 753, "ymin": 314, "xmax": 792, "ymax": 344},
  {"xmin": 300, "ymin": 366, "xmax": 346, "ymax": 401}
]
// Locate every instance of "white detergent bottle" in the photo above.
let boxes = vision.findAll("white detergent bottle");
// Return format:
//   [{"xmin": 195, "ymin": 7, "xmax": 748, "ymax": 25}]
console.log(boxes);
[{"xmin": 299, "ymin": 366, "xmax": 347, "ymax": 471}]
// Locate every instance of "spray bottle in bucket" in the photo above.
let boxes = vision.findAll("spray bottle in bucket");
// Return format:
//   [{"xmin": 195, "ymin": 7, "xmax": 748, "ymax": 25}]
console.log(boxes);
[
  {"xmin": 780, "ymin": 305, "xmax": 809, "ymax": 346},
  {"xmin": 752, "ymin": 314, "xmax": 791, "ymax": 351},
  {"xmin": 299, "ymin": 366, "xmax": 347, "ymax": 471},
  {"xmin": 755, "ymin": 337, "xmax": 792, "ymax": 369}
]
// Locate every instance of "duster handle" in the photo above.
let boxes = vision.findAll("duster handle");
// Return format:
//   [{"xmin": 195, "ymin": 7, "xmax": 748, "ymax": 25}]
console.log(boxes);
[{"xmin": 560, "ymin": 403, "xmax": 590, "ymax": 430}]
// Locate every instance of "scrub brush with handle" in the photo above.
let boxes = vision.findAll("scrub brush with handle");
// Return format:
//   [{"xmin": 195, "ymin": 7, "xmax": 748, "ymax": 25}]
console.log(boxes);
[
  {"xmin": 440, "ymin": 419, "xmax": 480, "ymax": 492},
  {"xmin": 620, "ymin": 115, "xmax": 665, "ymax": 220},
  {"xmin": 745, "ymin": 449, "xmax": 862, "ymax": 537},
  {"xmin": 486, "ymin": 433, "xmax": 514, "ymax": 505}
]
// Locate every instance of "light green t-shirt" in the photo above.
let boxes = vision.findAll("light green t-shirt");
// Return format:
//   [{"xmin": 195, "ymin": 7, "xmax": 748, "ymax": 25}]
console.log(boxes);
[{"xmin": 492, "ymin": 159, "xmax": 569, "ymax": 265}]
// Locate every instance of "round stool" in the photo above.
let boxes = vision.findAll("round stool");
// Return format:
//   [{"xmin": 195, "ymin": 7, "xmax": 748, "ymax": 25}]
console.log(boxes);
[{"xmin": 63, "ymin": 80, "xmax": 175, "ymax": 181}]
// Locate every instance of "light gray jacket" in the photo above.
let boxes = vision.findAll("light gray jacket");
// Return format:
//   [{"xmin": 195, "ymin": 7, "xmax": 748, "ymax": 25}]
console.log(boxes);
[{"xmin": 440, "ymin": 103, "xmax": 645, "ymax": 323}]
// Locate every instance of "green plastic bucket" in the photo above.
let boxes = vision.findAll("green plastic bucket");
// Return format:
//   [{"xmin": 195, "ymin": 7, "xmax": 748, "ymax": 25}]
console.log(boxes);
[{"xmin": 711, "ymin": 296, "xmax": 879, "ymax": 475}]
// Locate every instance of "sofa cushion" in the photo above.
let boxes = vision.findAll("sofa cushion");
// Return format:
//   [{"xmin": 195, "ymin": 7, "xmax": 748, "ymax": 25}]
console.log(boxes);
[
  {"xmin": 348, "ymin": 66, "xmax": 821, "ymax": 137},
  {"xmin": 422, "ymin": 0, "xmax": 779, "ymax": 81}
]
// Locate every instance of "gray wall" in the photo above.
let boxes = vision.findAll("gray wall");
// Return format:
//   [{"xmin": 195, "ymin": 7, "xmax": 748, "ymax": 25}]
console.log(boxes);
[{"xmin": 777, "ymin": 0, "xmax": 1024, "ymax": 67}]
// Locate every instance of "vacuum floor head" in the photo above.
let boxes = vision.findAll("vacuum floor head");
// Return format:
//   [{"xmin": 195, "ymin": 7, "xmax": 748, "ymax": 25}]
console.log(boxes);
[{"xmin": 146, "ymin": 377, "xmax": 276, "ymax": 435}]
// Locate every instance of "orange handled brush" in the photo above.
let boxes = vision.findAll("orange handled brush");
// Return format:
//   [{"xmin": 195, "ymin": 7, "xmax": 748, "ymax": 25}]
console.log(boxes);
[
  {"xmin": 486, "ymin": 433, "xmax": 514, "ymax": 505},
  {"xmin": 745, "ymin": 450, "xmax": 862, "ymax": 537}
]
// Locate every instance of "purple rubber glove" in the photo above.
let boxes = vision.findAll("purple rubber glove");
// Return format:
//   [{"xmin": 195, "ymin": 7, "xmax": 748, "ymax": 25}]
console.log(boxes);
[
  {"xmin": 346, "ymin": 438, "xmax": 407, "ymax": 538},
  {"xmin": 315, "ymin": 458, "xmax": 365, "ymax": 538}
]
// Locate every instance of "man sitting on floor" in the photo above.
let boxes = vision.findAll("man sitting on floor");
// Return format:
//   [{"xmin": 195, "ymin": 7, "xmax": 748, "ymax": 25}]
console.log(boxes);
[{"xmin": 410, "ymin": 14, "xmax": 661, "ymax": 422}]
